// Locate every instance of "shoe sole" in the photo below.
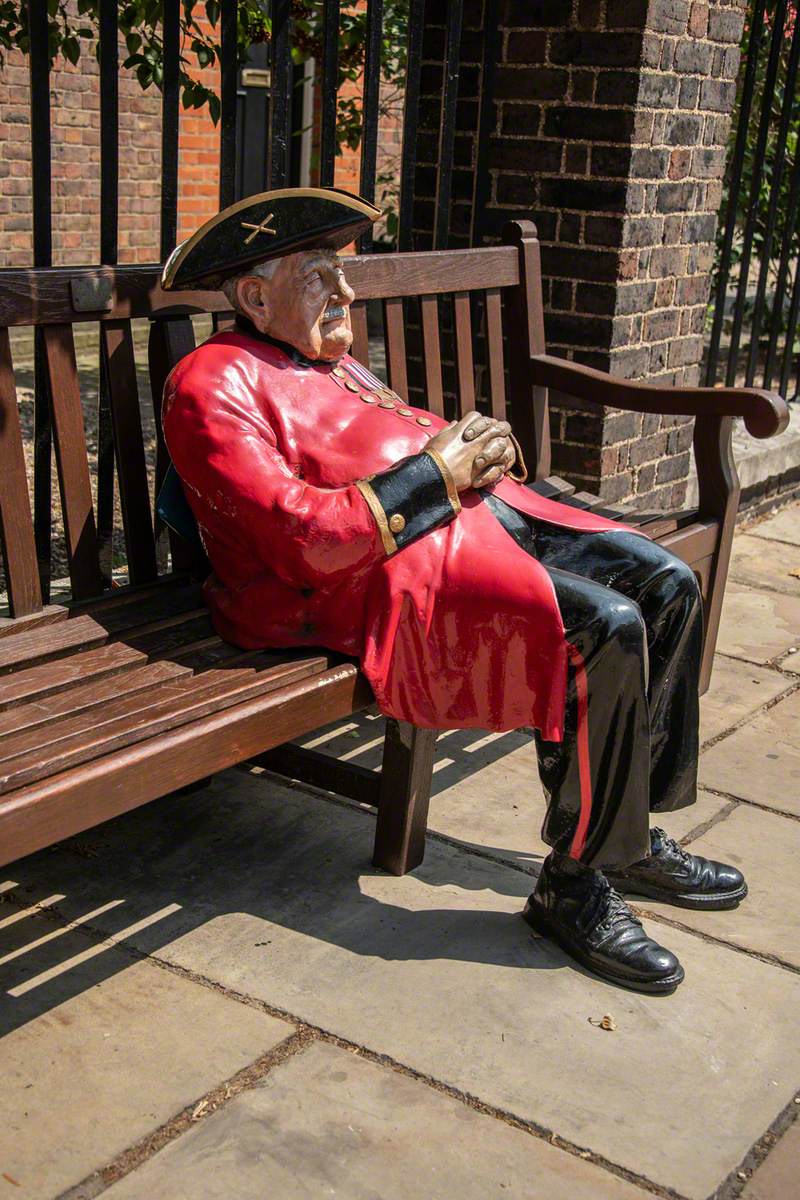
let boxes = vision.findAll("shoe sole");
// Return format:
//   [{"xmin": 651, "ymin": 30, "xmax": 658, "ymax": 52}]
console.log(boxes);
[
  {"xmin": 605, "ymin": 879, "xmax": 748, "ymax": 911},
  {"xmin": 522, "ymin": 903, "xmax": 684, "ymax": 995}
]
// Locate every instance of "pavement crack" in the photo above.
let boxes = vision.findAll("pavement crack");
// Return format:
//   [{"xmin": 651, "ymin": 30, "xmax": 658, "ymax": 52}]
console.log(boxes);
[
  {"xmin": 633, "ymin": 907, "xmax": 800, "ymax": 977},
  {"xmin": 57, "ymin": 1027, "xmax": 316, "ymax": 1200},
  {"xmin": 710, "ymin": 1091, "xmax": 800, "ymax": 1200}
]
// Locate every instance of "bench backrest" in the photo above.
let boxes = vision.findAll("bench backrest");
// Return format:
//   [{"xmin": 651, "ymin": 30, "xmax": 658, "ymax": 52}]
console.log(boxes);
[{"xmin": 0, "ymin": 221, "xmax": 546, "ymax": 619}]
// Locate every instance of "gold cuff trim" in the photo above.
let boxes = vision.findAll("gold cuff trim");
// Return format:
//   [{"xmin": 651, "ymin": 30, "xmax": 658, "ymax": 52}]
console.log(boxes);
[
  {"xmin": 355, "ymin": 478, "xmax": 398, "ymax": 556},
  {"xmin": 423, "ymin": 447, "xmax": 462, "ymax": 515},
  {"xmin": 507, "ymin": 434, "xmax": 529, "ymax": 484}
]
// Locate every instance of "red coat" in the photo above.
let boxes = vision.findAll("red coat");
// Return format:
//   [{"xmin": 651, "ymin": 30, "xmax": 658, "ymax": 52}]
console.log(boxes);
[{"xmin": 163, "ymin": 330, "xmax": 637, "ymax": 741}]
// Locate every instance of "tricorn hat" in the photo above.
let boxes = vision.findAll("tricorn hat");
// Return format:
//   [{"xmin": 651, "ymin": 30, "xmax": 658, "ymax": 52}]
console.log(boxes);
[{"xmin": 161, "ymin": 186, "xmax": 381, "ymax": 291}]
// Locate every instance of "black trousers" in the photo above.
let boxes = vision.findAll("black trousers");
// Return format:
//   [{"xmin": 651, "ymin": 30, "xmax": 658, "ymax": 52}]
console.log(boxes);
[{"xmin": 484, "ymin": 495, "xmax": 703, "ymax": 870}]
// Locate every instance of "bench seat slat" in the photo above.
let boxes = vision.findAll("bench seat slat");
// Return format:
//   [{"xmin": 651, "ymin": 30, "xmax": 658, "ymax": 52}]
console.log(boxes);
[
  {"xmin": 0, "ymin": 659, "xmax": 188, "ymax": 739},
  {"xmin": 0, "ymin": 663, "xmax": 371, "ymax": 869},
  {"xmin": 0, "ymin": 616, "xmax": 219, "ymax": 709},
  {"xmin": 0, "ymin": 653, "xmax": 334, "ymax": 794},
  {"xmin": 0, "ymin": 593, "xmax": 209, "ymax": 675}
]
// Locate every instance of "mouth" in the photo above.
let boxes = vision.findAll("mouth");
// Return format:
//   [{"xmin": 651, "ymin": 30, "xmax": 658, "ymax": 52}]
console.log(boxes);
[{"xmin": 322, "ymin": 305, "xmax": 346, "ymax": 324}]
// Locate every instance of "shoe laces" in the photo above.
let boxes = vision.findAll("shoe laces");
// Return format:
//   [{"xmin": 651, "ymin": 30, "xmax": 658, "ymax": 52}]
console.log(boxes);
[
  {"xmin": 594, "ymin": 881, "xmax": 642, "ymax": 935},
  {"xmin": 651, "ymin": 827, "xmax": 692, "ymax": 867}
]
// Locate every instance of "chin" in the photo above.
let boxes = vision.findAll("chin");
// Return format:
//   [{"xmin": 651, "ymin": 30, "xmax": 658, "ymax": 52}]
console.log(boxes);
[{"xmin": 317, "ymin": 324, "xmax": 352, "ymax": 361}]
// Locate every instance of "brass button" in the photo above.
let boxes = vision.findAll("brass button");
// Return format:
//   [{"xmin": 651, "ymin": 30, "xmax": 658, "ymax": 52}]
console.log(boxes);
[
  {"xmin": 332, "ymin": 366, "xmax": 347, "ymax": 378},
  {"xmin": 360, "ymin": 392, "xmax": 378, "ymax": 404},
  {"xmin": 416, "ymin": 416, "xmax": 432, "ymax": 427},
  {"xmin": 345, "ymin": 379, "xmax": 360, "ymax": 392},
  {"xmin": 379, "ymin": 399, "xmax": 396, "ymax": 409},
  {"xmin": 389, "ymin": 513, "xmax": 406, "ymax": 533},
  {"xmin": 398, "ymin": 407, "xmax": 413, "ymax": 416}
]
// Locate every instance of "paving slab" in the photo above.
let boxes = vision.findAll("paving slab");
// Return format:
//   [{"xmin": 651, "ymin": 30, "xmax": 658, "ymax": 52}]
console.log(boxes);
[
  {"xmin": 747, "ymin": 504, "xmax": 800, "ymax": 547},
  {"xmin": 639, "ymin": 803, "xmax": 800, "ymax": 968},
  {"xmin": 105, "ymin": 1040, "xmax": 651, "ymax": 1200},
  {"xmin": 728, "ymin": 534, "xmax": 800, "ymax": 598},
  {"xmin": 0, "ymin": 909, "xmax": 292, "ymax": 1200},
  {"xmin": 700, "ymin": 655, "xmax": 791, "ymax": 744},
  {"xmin": 699, "ymin": 689, "xmax": 800, "ymax": 815},
  {"xmin": 715, "ymin": 581, "xmax": 800, "ymax": 664},
  {"xmin": 741, "ymin": 1118, "xmax": 800, "ymax": 1200},
  {"xmin": 9, "ymin": 773, "xmax": 800, "ymax": 1200}
]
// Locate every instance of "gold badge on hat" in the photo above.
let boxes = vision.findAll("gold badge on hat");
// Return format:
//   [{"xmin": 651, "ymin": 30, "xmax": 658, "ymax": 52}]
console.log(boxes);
[{"xmin": 241, "ymin": 213, "xmax": 277, "ymax": 244}]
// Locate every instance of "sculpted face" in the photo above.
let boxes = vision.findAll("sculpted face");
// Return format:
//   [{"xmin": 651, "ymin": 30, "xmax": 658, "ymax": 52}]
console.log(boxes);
[{"xmin": 234, "ymin": 248, "xmax": 356, "ymax": 361}]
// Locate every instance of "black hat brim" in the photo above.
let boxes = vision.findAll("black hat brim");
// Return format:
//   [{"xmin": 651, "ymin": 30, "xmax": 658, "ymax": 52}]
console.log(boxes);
[{"xmin": 161, "ymin": 187, "xmax": 380, "ymax": 291}]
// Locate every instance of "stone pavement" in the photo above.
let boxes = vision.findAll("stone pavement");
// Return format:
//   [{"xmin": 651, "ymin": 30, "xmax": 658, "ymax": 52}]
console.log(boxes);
[{"xmin": 2, "ymin": 506, "xmax": 800, "ymax": 1200}]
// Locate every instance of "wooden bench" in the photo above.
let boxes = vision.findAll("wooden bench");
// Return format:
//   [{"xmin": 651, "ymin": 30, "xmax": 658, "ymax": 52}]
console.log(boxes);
[{"xmin": 0, "ymin": 221, "xmax": 788, "ymax": 874}]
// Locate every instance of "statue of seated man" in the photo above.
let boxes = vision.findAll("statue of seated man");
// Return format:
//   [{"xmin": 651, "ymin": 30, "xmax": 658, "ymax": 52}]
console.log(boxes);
[{"xmin": 160, "ymin": 187, "xmax": 746, "ymax": 995}]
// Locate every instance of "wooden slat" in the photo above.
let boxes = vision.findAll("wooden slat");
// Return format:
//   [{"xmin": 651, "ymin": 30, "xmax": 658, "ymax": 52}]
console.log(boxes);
[
  {"xmin": 0, "ymin": 659, "xmax": 188, "ymax": 740},
  {"xmin": 350, "ymin": 302, "xmax": 370, "ymax": 366},
  {"xmin": 0, "ymin": 606, "xmax": 66, "ymax": 640},
  {"xmin": 254, "ymin": 742, "xmax": 381, "ymax": 807},
  {"xmin": 0, "ymin": 250, "xmax": 521, "ymax": 327},
  {"xmin": 420, "ymin": 295, "xmax": 444, "ymax": 416},
  {"xmin": 0, "ymin": 615, "xmax": 217, "ymax": 710},
  {"xmin": 0, "ymin": 613, "xmax": 109, "ymax": 676},
  {"xmin": 0, "ymin": 586, "xmax": 206, "ymax": 675},
  {"xmin": 383, "ymin": 297, "xmax": 409, "ymax": 401},
  {"xmin": 0, "ymin": 328, "xmax": 41, "ymax": 617},
  {"xmin": 0, "ymin": 654, "xmax": 332, "ymax": 793},
  {"xmin": 527, "ymin": 476, "xmax": 576, "ymax": 500},
  {"xmin": 101, "ymin": 320, "xmax": 158, "ymax": 583},
  {"xmin": 0, "ymin": 663, "xmax": 373, "ymax": 868},
  {"xmin": 453, "ymin": 291, "xmax": 475, "ymax": 416},
  {"xmin": 485, "ymin": 288, "xmax": 506, "ymax": 421},
  {"xmin": 42, "ymin": 323, "xmax": 103, "ymax": 599}
]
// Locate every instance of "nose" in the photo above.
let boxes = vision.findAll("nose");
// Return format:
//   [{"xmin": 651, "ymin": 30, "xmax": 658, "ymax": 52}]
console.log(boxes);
[{"xmin": 333, "ymin": 274, "xmax": 355, "ymax": 306}]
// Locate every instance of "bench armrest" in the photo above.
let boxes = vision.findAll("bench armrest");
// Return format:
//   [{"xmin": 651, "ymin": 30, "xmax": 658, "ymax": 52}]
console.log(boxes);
[{"xmin": 530, "ymin": 353, "xmax": 790, "ymax": 439}]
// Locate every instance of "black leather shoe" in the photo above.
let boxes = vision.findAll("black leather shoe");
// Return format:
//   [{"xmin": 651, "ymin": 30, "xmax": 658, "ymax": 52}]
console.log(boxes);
[
  {"xmin": 605, "ymin": 827, "xmax": 748, "ymax": 910},
  {"xmin": 523, "ymin": 855, "xmax": 684, "ymax": 995}
]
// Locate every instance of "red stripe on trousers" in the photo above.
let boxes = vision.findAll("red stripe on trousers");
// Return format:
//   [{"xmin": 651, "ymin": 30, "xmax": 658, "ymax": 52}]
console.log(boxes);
[{"xmin": 567, "ymin": 642, "xmax": 592, "ymax": 860}]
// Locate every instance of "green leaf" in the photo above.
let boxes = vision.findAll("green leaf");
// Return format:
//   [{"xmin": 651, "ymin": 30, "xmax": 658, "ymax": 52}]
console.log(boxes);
[{"xmin": 62, "ymin": 36, "xmax": 80, "ymax": 65}]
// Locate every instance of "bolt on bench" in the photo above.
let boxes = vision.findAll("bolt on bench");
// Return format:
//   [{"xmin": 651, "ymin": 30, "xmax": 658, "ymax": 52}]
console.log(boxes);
[{"xmin": 0, "ymin": 221, "xmax": 788, "ymax": 873}]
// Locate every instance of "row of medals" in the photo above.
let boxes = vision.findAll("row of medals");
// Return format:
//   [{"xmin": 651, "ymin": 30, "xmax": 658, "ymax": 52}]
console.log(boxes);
[{"xmin": 329, "ymin": 365, "xmax": 432, "ymax": 426}]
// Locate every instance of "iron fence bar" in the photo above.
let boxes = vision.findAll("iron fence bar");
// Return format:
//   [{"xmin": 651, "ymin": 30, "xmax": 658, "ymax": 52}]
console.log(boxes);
[
  {"xmin": 268, "ymin": 0, "xmax": 292, "ymax": 187},
  {"xmin": 160, "ymin": 0, "xmax": 181, "ymax": 260},
  {"xmin": 470, "ymin": 0, "xmax": 499, "ymax": 249},
  {"xmin": 27, "ymin": 0, "xmax": 52, "ymax": 602},
  {"xmin": 745, "ymin": 9, "xmax": 800, "ymax": 387},
  {"xmin": 433, "ymin": 0, "xmax": 463, "ymax": 251},
  {"xmin": 397, "ymin": 0, "xmax": 425, "ymax": 251},
  {"xmin": 725, "ymin": 0, "xmax": 789, "ymax": 386},
  {"xmin": 705, "ymin": 0, "xmax": 767, "ymax": 385},
  {"xmin": 764, "ymin": 139, "xmax": 800, "ymax": 390},
  {"xmin": 358, "ymin": 0, "xmax": 383, "ymax": 252},
  {"xmin": 99, "ymin": 0, "xmax": 118, "ymax": 264},
  {"xmin": 219, "ymin": 0, "xmax": 239, "ymax": 208},
  {"xmin": 320, "ymin": 0, "xmax": 340, "ymax": 186},
  {"xmin": 779, "ymin": 258, "xmax": 800, "ymax": 399},
  {"xmin": 97, "ymin": 0, "xmax": 119, "ymax": 587}
]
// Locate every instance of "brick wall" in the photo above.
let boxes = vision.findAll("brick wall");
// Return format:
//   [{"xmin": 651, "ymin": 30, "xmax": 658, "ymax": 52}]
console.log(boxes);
[
  {"xmin": 0, "ymin": 37, "xmax": 162, "ymax": 266},
  {"xmin": 412, "ymin": 0, "xmax": 745, "ymax": 506}
]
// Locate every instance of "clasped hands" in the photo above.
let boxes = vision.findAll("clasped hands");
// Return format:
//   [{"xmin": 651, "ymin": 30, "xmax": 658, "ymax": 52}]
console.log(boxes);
[{"xmin": 426, "ymin": 411, "xmax": 515, "ymax": 492}]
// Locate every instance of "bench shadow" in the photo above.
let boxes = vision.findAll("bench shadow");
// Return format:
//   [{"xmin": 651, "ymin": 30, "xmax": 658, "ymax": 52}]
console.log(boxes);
[{"xmin": 0, "ymin": 766, "xmax": 563, "ymax": 1038}]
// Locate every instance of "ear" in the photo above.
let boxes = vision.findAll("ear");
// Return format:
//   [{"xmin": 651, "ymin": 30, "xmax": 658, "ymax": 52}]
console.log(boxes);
[{"xmin": 235, "ymin": 274, "xmax": 271, "ymax": 330}]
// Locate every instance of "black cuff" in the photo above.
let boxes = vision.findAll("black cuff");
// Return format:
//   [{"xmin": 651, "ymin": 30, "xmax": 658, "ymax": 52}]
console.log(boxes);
[{"xmin": 356, "ymin": 449, "xmax": 461, "ymax": 555}]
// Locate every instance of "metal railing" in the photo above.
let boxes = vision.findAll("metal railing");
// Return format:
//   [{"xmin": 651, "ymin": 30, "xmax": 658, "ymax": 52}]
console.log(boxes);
[{"xmin": 706, "ymin": 0, "xmax": 800, "ymax": 400}]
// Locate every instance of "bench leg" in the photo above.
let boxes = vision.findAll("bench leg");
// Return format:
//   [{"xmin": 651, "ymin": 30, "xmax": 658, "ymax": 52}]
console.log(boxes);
[{"xmin": 373, "ymin": 720, "xmax": 437, "ymax": 875}]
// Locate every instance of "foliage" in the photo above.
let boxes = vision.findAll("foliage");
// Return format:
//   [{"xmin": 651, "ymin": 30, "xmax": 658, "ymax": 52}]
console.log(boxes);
[
  {"xmin": 0, "ymin": 1, "xmax": 407, "ymax": 144},
  {"xmin": 714, "ymin": 1, "xmax": 800, "ymax": 336}
]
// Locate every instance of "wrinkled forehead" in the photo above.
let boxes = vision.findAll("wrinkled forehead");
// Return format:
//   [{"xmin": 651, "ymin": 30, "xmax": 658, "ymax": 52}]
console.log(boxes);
[{"xmin": 292, "ymin": 248, "xmax": 344, "ymax": 275}]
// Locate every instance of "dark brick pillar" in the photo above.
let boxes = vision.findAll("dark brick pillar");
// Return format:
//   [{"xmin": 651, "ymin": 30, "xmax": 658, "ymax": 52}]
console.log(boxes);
[{"xmin": 411, "ymin": 0, "xmax": 745, "ymax": 506}]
